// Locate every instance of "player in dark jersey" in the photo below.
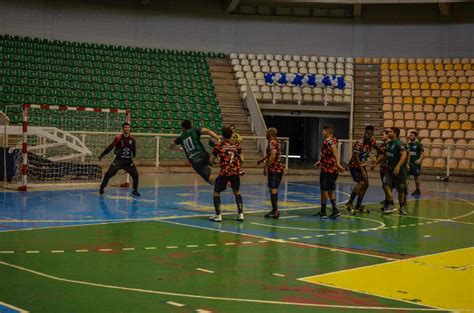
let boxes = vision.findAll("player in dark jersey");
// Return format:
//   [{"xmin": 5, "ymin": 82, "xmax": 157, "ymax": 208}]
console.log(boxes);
[
  {"xmin": 208, "ymin": 127, "xmax": 244, "ymax": 222},
  {"xmin": 169, "ymin": 120, "xmax": 221, "ymax": 184},
  {"xmin": 346, "ymin": 125, "xmax": 381, "ymax": 214},
  {"xmin": 257, "ymin": 127, "xmax": 284, "ymax": 219},
  {"xmin": 407, "ymin": 130, "xmax": 424, "ymax": 196},
  {"xmin": 372, "ymin": 130, "xmax": 390, "ymax": 207},
  {"xmin": 374, "ymin": 127, "xmax": 408, "ymax": 215},
  {"xmin": 98, "ymin": 122, "xmax": 140, "ymax": 196},
  {"xmin": 314, "ymin": 125, "xmax": 345, "ymax": 219}
]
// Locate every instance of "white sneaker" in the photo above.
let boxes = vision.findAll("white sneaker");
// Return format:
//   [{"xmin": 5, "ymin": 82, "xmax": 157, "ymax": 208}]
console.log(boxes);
[
  {"xmin": 209, "ymin": 215, "xmax": 222, "ymax": 222},
  {"xmin": 236, "ymin": 213, "xmax": 244, "ymax": 221}
]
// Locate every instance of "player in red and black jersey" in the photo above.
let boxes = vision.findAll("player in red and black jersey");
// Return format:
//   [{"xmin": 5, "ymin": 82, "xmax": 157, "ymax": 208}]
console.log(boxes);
[
  {"xmin": 208, "ymin": 127, "xmax": 244, "ymax": 222},
  {"xmin": 257, "ymin": 127, "xmax": 284, "ymax": 219},
  {"xmin": 346, "ymin": 125, "xmax": 382, "ymax": 214},
  {"xmin": 99, "ymin": 122, "xmax": 140, "ymax": 196},
  {"xmin": 314, "ymin": 125, "xmax": 344, "ymax": 219}
]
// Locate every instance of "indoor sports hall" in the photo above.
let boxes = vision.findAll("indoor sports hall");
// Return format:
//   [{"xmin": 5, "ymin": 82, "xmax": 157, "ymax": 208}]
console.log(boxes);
[{"xmin": 0, "ymin": 1, "xmax": 473, "ymax": 312}]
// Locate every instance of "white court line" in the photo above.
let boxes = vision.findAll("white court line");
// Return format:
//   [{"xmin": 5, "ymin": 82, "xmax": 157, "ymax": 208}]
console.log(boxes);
[
  {"xmin": 26, "ymin": 251, "xmax": 40, "ymax": 254},
  {"xmin": 98, "ymin": 249, "xmax": 112, "ymax": 252},
  {"xmin": 279, "ymin": 215, "xmax": 299, "ymax": 219},
  {"xmin": 272, "ymin": 273, "xmax": 286, "ymax": 277},
  {"xmin": 51, "ymin": 250, "xmax": 64, "ymax": 253},
  {"xmin": 0, "ymin": 261, "xmax": 442, "ymax": 311},
  {"xmin": 144, "ymin": 247, "xmax": 156, "ymax": 250},
  {"xmin": 122, "ymin": 248, "xmax": 135, "ymax": 251},
  {"xmin": 186, "ymin": 245, "xmax": 199, "ymax": 248},
  {"xmin": 166, "ymin": 246, "xmax": 178, "ymax": 249},
  {"xmin": 76, "ymin": 249, "xmax": 88, "ymax": 253},
  {"xmin": 196, "ymin": 268, "xmax": 214, "ymax": 274},
  {"xmin": 166, "ymin": 301, "xmax": 185, "ymax": 307},
  {"xmin": 0, "ymin": 301, "xmax": 29, "ymax": 313},
  {"xmin": 206, "ymin": 244, "xmax": 217, "ymax": 247}
]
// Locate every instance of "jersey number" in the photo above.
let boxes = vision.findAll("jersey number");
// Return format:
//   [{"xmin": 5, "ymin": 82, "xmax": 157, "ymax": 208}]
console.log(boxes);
[{"xmin": 183, "ymin": 137, "xmax": 195, "ymax": 154}]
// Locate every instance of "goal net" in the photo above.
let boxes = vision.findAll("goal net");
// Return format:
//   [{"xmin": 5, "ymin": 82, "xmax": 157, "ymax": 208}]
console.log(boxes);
[{"xmin": 5, "ymin": 104, "xmax": 130, "ymax": 191}]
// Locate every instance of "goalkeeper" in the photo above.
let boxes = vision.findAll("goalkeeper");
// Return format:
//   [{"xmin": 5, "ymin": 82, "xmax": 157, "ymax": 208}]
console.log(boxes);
[{"xmin": 98, "ymin": 122, "xmax": 140, "ymax": 197}]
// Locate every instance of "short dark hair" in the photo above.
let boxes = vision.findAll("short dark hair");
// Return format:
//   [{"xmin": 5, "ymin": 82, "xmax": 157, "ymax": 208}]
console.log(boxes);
[
  {"xmin": 181, "ymin": 120, "xmax": 192, "ymax": 130},
  {"xmin": 410, "ymin": 130, "xmax": 418, "ymax": 136},
  {"xmin": 391, "ymin": 127, "xmax": 400, "ymax": 137},
  {"xmin": 122, "ymin": 122, "xmax": 130, "ymax": 127},
  {"xmin": 222, "ymin": 126, "xmax": 233, "ymax": 139},
  {"xmin": 365, "ymin": 125, "xmax": 374, "ymax": 132},
  {"xmin": 382, "ymin": 130, "xmax": 390, "ymax": 135},
  {"xmin": 323, "ymin": 125, "xmax": 334, "ymax": 134}
]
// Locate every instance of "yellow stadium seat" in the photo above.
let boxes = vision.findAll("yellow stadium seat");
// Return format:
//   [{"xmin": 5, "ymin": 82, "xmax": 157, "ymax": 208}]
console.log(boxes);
[
  {"xmin": 422, "ymin": 158, "xmax": 434, "ymax": 167},
  {"xmin": 416, "ymin": 64, "xmax": 425, "ymax": 70},
  {"xmin": 384, "ymin": 112, "xmax": 393, "ymax": 119},
  {"xmin": 381, "ymin": 63, "xmax": 389, "ymax": 70},
  {"xmin": 405, "ymin": 112, "xmax": 414, "ymax": 120},
  {"xmin": 408, "ymin": 64, "xmax": 416, "ymax": 70},
  {"xmin": 458, "ymin": 159, "xmax": 471, "ymax": 169},
  {"xmin": 403, "ymin": 96, "xmax": 413, "ymax": 104},
  {"xmin": 436, "ymin": 97, "xmax": 447, "ymax": 105},
  {"xmin": 463, "ymin": 64, "xmax": 472, "ymax": 70},
  {"xmin": 421, "ymin": 83, "xmax": 430, "ymax": 90},
  {"xmin": 453, "ymin": 64, "xmax": 463, "ymax": 71},
  {"xmin": 398, "ymin": 63, "xmax": 407, "ymax": 70},
  {"xmin": 400, "ymin": 76, "xmax": 408, "ymax": 83},
  {"xmin": 460, "ymin": 83, "xmax": 470, "ymax": 90},
  {"xmin": 425, "ymin": 97, "xmax": 435, "ymax": 105},
  {"xmin": 395, "ymin": 120, "xmax": 404, "ymax": 128},
  {"xmin": 439, "ymin": 121, "xmax": 449, "ymax": 129},
  {"xmin": 392, "ymin": 82, "xmax": 401, "ymax": 89},
  {"xmin": 415, "ymin": 112, "xmax": 425, "ymax": 120},
  {"xmin": 414, "ymin": 97, "xmax": 423, "ymax": 104},
  {"xmin": 451, "ymin": 83, "xmax": 460, "ymax": 90},
  {"xmin": 462, "ymin": 121, "xmax": 472, "ymax": 130},
  {"xmin": 441, "ymin": 130, "xmax": 453, "ymax": 139},
  {"xmin": 426, "ymin": 64, "xmax": 435, "ymax": 70},
  {"xmin": 471, "ymin": 83, "xmax": 474, "ymax": 90},
  {"xmin": 426, "ymin": 113, "xmax": 437, "ymax": 121},
  {"xmin": 406, "ymin": 120, "xmax": 416, "ymax": 128},
  {"xmin": 403, "ymin": 104, "xmax": 413, "ymax": 112},
  {"xmin": 447, "ymin": 97, "xmax": 458, "ymax": 105},
  {"xmin": 390, "ymin": 70, "xmax": 399, "ymax": 76},
  {"xmin": 401, "ymin": 82, "xmax": 410, "ymax": 89},
  {"xmin": 438, "ymin": 112, "xmax": 448, "ymax": 120},
  {"xmin": 434, "ymin": 158, "xmax": 446, "ymax": 168},
  {"xmin": 431, "ymin": 83, "xmax": 440, "ymax": 89},
  {"xmin": 420, "ymin": 130, "xmax": 430, "ymax": 138},
  {"xmin": 393, "ymin": 97, "xmax": 403, "ymax": 104},
  {"xmin": 459, "ymin": 113, "xmax": 469, "ymax": 121},
  {"xmin": 450, "ymin": 121, "xmax": 461, "ymax": 130},
  {"xmin": 410, "ymin": 83, "xmax": 420, "ymax": 89},
  {"xmin": 392, "ymin": 76, "xmax": 400, "ymax": 83},
  {"xmin": 384, "ymin": 120, "xmax": 394, "ymax": 128},
  {"xmin": 435, "ymin": 64, "xmax": 444, "ymax": 70},
  {"xmin": 383, "ymin": 103, "xmax": 392, "ymax": 111},
  {"xmin": 382, "ymin": 82, "xmax": 391, "ymax": 89},
  {"xmin": 441, "ymin": 83, "xmax": 450, "ymax": 90},
  {"xmin": 389, "ymin": 63, "xmax": 398, "ymax": 70},
  {"xmin": 412, "ymin": 89, "xmax": 421, "ymax": 97},
  {"xmin": 394, "ymin": 112, "xmax": 404, "ymax": 119},
  {"xmin": 444, "ymin": 64, "xmax": 453, "ymax": 70},
  {"xmin": 445, "ymin": 106, "xmax": 455, "ymax": 114}
]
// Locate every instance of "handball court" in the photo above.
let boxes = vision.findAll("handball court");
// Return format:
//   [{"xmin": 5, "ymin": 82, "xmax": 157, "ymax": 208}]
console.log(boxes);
[{"xmin": 0, "ymin": 174, "xmax": 472, "ymax": 313}]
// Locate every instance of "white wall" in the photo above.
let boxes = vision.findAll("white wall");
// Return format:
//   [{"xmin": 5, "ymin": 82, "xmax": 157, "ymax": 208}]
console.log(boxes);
[{"xmin": 1, "ymin": 0, "xmax": 473, "ymax": 57}]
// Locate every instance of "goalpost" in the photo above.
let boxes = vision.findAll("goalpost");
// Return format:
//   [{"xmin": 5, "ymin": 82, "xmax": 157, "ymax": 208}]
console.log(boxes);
[{"xmin": 6, "ymin": 104, "xmax": 130, "ymax": 191}]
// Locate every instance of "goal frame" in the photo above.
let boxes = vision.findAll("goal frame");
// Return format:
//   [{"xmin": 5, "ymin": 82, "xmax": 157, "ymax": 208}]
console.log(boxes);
[{"xmin": 19, "ymin": 103, "xmax": 131, "ymax": 191}]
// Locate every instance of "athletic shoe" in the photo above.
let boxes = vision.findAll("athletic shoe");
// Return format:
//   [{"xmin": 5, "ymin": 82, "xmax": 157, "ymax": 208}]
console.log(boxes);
[
  {"xmin": 382, "ymin": 204, "xmax": 396, "ymax": 214},
  {"xmin": 411, "ymin": 190, "xmax": 421, "ymax": 196},
  {"xmin": 399, "ymin": 206, "xmax": 408, "ymax": 215},
  {"xmin": 272, "ymin": 211, "xmax": 280, "ymax": 219},
  {"xmin": 209, "ymin": 215, "xmax": 222, "ymax": 222},
  {"xmin": 131, "ymin": 190, "xmax": 141, "ymax": 197},
  {"xmin": 359, "ymin": 206, "xmax": 370, "ymax": 214},
  {"xmin": 239, "ymin": 170, "xmax": 246, "ymax": 176},
  {"xmin": 99, "ymin": 188, "xmax": 104, "ymax": 195},
  {"xmin": 236, "ymin": 213, "xmax": 244, "ymax": 221},
  {"xmin": 265, "ymin": 211, "xmax": 276, "ymax": 218},
  {"xmin": 346, "ymin": 203, "xmax": 357, "ymax": 215},
  {"xmin": 329, "ymin": 210, "xmax": 341, "ymax": 218},
  {"xmin": 314, "ymin": 211, "xmax": 328, "ymax": 219}
]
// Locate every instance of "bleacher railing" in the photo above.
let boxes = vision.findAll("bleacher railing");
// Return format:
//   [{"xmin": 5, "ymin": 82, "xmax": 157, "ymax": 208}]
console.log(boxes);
[
  {"xmin": 338, "ymin": 139, "xmax": 474, "ymax": 178},
  {"xmin": 244, "ymin": 79, "xmax": 268, "ymax": 154}
]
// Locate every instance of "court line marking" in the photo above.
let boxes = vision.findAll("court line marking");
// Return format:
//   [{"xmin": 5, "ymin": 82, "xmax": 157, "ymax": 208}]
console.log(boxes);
[
  {"xmin": 166, "ymin": 301, "xmax": 185, "ymax": 307},
  {"xmin": 0, "ymin": 261, "xmax": 443, "ymax": 311},
  {"xmin": 298, "ymin": 247, "xmax": 473, "ymax": 312},
  {"xmin": 251, "ymin": 215, "xmax": 385, "ymax": 232},
  {"xmin": 196, "ymin": 268, "xmax": 214, "ymax": 274},
  {"xmin": 0, "ymin": 301, "xmax": 29, "ymax": 313},
  {"xmin": 159, "ymin": 219, "xmax": 399, "ymax": 261}
]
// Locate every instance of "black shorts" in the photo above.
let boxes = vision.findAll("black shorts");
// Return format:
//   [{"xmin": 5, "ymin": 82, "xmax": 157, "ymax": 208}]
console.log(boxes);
[
  {"xmin": 267, "ymin": 172, "xmax": 283, "ymax": 189},
  {"xmin": 349, "ymin": 167, "xmax": 367, "ymax": 183},
  {"xmin": 215, "ymin": 175, "xmax": 240, "ymax": 193},
  {"xmin": 408, "ymin": 164, "xmax": 421, "ymax": 177},
  {"xmin": 383, "ymin": 170, "xmax": 407, "ymax": 193},
  {"xmin": 190, "ymin": 151, "xmax": 211, "ymax": 183},
  {"xmin": 320, "ymin": 171, "xmax": 338, "ymax": 192}
]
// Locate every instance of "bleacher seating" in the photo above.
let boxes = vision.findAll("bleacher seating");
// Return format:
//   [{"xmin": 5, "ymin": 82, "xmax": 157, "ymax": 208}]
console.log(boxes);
[
  {"xmin": 230, "ymin": 53, "xmax": 354, "ymax": 104},
  {"xmin": 360, "ymin": 57, "xmax": 474, "ymax": 169},
  {"xmin": 0, "ymin": 34, "xmax": 226, "ymax": 134}
]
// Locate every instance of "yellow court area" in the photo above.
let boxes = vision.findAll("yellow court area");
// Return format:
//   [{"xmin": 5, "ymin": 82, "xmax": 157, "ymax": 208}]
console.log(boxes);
[{"xmin": 300, "ymin": 247, "xmax": 474, "ymax": 312}]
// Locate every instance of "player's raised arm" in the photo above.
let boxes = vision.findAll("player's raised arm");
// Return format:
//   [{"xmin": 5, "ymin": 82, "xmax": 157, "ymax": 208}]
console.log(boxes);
[{"xmin": 200, "ymin": 127, "xmax": 220, "ymax": 142}]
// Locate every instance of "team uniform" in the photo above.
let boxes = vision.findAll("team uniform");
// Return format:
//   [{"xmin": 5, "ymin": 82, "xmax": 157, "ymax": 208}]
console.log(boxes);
[
  {"xmin": 378, "ymin": 142, "xmax": 389, "ymax": 182},
  {"xmin": 174, "ymin": 128, "xmax": 212, "ymax": 183},
  {"xmin": 212, "ymin": 140, "xmax": 242, "ymax": 193},
  {"xmin": 99, "ymin": 134, "xmax": 139, "ymax": 192},
  {"xmin": 408, "ymin": 140, "xmax": 424, "ymax": 177},
  {"xmin": 348, "ymin": 137, "xmax": 377, "ymax": 182},
  {"xmin": 383, "ymin": 139, "xmax": 408, "ymax": 193},
  {"xmin": 319, "ymin": 136, "xmax": 339, "ymax": 192},
  {"xmin": 266, "ymin": 138, "xmax": 284, "ymax": 189}
]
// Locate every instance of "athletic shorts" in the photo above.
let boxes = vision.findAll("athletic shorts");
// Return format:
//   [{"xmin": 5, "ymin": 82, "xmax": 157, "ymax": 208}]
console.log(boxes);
[
  {"xmin": 214, "ymin": 175, "xmax": 240, "ymax": 193},
  {"xmin": 267, "ymin": 171, "xmax": 283, "ymax": 189},
  {"xmin": 349, "ymin": 167, "xmax": 367, "ymax": 183},
  {"xmin": 320, "ymin": 171, "xmax": 338, "ymax": 192},
  {"xmin": 383, "ymin": 169, "xmax": 407, "ymax": 193},
  {"xmin": 408, "ymin": 164, "xmax": 421, "ymax": 177},
  {"xmin": 190, "ymin": 151, "xmax": 211, "ymax": 183}
]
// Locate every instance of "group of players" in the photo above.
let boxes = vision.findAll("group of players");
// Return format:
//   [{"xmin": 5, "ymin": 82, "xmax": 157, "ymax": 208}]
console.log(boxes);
[{"xmin": 97, "ymin": 119, "xmax": 424, "ymax": 221}]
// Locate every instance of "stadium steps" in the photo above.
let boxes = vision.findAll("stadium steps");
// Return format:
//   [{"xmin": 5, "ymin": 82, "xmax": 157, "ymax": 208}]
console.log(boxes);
[
  {"xmin": 207, "ymin": 58, "xmax": 263, "ymax": 166},
  {"xmin": 353, "ymin": 63, "xmax": 384, "ymax": 137}
]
